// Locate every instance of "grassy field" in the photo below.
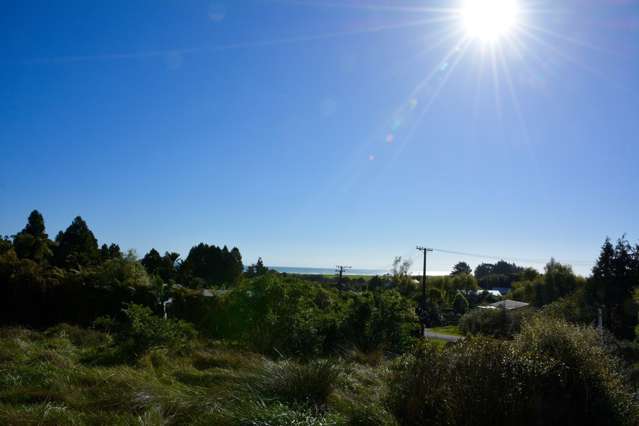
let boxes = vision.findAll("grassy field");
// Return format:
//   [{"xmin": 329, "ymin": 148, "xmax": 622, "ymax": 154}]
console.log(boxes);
[
  {"xmin": 428, "ymin": 325, "xmax": 463, "ymax": 336},
  {"xmin": 0, "ymin": 325, "xmax": 397, "ymax": 425}
]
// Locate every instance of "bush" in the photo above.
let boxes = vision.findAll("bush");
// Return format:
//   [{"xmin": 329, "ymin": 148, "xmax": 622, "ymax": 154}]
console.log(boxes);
[
  {"xmin": 540, "ymin": 288, "xmax": 595, "ymax": 324},
  {"xmin": 112, "ymin": 304, "xmax": 197, "ymax": 358},
  {"xmin": 452, "ymin": 293, "xmax": 469, "ymax": 315},
  {"xmin": 386, "ymin": 341, "xmax": 453, "ymax": 426},
  {"xmin": 222, "ymin": 275, "xmax": 417, "ymax": 357},
  {"xmin": 387, "ymin": 317, "xmax": 639, "ymax": 426},
  {"xmin": 342, "ymin": 290, "xmax": 418, "ymax": 354},
  {"xmin": 458, "ymin": 307, "xmax": 529, "ymax": 338},
  {"xmin": 512, "ymin": 316, "xmax": 639, "ymax": 425}
]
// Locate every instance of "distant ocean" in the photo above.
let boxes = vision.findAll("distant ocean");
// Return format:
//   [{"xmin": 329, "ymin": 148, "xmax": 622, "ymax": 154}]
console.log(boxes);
[
  {"xmin": 271, "ymin": 266, "xmax": 388, "ymax": 276},
  {"xmin": 270, "ymin": 266, "xmax": 449, "ymax": 277}
]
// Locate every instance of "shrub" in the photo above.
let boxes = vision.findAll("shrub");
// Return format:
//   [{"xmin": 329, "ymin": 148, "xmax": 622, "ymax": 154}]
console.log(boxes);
[
  {"xmin": 452, "ymin": 293, "xmax": 469, "ymax": 315},
  {"xmin": 221, "ymin": 276, "xmax": 417, "ymax": 357},
  {"xmin": 386, "ymin": 341, "xmax": 453, "ymax": 426},
  {"xmin": 113, "ymin": 304, "xmax": 197, "ymax": 358},
  {"xmin": 458, "ymin": 307, "xmax": 529, "ymax": 338},
  {"xmin": 387, "ymin": 317, "xmax": 639, "ymax": 426},
  {"xmin": 512, "ymin": 316, "xmax": 639, "ymax": 425}
]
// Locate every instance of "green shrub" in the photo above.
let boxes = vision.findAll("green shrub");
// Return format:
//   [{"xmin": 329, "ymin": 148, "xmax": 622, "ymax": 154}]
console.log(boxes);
[
  {"xmin": 452, "ymin": 293, "xmax": 469, "ymax": 315},
  {"xmin": 458, "ymin": 307, "xmax": 529, "ymax": 338},
  {"xmin": 220, "ymin": 276, "xmax": 417, "ymax": 357},
  {"xmin": 512, "ymin": 316, "xmax": 639, "ymax": 425},
  {"xmin": 386, "ymin": 341, "xmax": 453, "ymax": 426},
  {"xmin": 387, "ymin": 317, "xmax": 639, "ymax": 426},
  {"xmin": 113, "ymin": 304, "xmax": 197, "ymax": 358}
]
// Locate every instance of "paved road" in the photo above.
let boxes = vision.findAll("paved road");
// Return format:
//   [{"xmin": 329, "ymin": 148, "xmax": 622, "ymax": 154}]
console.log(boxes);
[{"xmin": 424, "ymin": 329, "xmax": 464, "ymax": 342}]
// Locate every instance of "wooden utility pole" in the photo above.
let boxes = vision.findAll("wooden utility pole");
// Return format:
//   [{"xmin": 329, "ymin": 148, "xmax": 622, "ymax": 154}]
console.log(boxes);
[
  {"xmin": 416, "ymin": 247, "xmax": 433, "ymax": 335},
  {"xmin": 336, "ymin": 265, "xmax": 352, "ymax": 289}
]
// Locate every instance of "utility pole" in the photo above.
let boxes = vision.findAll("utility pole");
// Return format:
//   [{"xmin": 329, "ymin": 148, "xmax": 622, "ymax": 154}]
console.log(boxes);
[
  {"xmin": 336, "ymin": 265, "xmax": 352, "ymax": 289},
  {"xmin": 416, "ymin": 247, "xmax": 433, "ymax": 335}
]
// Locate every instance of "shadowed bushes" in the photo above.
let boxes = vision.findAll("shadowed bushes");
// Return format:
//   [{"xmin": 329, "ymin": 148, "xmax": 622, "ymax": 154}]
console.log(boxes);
[
  {"xmin": 458, "ymin": 306, "xmax": 531, "ymax": 338},
  {"xmin": 387, "ymin": 316, "xmax": 639, "ymax": 426},
  {"xmin": 99, "ymin": 304, "xmax": 197, "ymax": 360}
]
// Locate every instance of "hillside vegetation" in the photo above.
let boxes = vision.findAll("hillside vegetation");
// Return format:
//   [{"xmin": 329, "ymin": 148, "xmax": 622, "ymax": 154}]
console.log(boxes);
[{"xmin": 2, "ymin": 211, "xmax": 639, "ymax": 425}]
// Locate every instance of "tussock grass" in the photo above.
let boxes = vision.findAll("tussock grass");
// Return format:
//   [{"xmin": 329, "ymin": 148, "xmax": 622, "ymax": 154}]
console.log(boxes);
[
  {"xmin": 0, "ymin": 325, "xmax": 394, "ymax": 425},
  {"xmin": 256, "ymin": 359, "xmax": 341, "ymax": 408}
]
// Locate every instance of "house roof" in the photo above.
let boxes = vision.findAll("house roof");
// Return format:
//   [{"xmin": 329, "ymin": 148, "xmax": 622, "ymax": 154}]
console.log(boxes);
[{"xmin": 488, "ymin": 299, "xmax": 529, "ymax": 310}]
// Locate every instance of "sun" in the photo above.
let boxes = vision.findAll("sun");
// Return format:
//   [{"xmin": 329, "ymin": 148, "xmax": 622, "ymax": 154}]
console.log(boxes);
[{"xmin": 461, "ymin": 0, "xmax": 520, "ymax": 42}]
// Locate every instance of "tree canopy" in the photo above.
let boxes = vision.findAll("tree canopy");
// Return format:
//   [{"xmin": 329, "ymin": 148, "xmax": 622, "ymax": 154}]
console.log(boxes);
[
  {"xmin": 54, "ymin": 216, "xmax": 99, "ymax": 268},
  {"xmin": 450, "ymin": 261, "xmax": 472, "ymax": 276}
]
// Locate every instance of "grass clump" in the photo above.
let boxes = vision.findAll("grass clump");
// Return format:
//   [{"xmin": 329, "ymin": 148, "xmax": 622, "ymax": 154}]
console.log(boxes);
[{"xmin": 256, "ymin": 359, "xmax": 341, "ymax": 409}]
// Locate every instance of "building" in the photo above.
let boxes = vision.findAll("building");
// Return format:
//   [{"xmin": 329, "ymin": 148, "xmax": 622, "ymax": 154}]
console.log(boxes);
[{"xmin": 479, "ymin": 299, "xmax": 529, "ymax": 310}]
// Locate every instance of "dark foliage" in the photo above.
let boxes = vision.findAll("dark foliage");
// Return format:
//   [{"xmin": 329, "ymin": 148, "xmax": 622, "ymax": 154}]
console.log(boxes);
[
  {"xmin": 388, "ymin": 317, "xmax": 639, "ymax": 426},
  {"xmin": 450, "ymin": 261, "xmax": 472, "ymax": 276},
  {"xmin": 53, "ymin": 216, "xmax": 99, "ymax": 268},
  {"xmin": 141, "ymin": 248, "xmax": 180, "ymax": 282},
  {"xmin": 12, "ymin": 210, "xmax": 52, "ymax": 264},
  {"xmin": 584, "ymin": 237, "xmax": 639, "ymax": 339},
  {"xmin": 180, "ymin": 243, "xmax": 243, "ymax": 287},
  {"xmin": 106, "ymin": 303, "xmax": 197, "ymax": 358},
  {"xmin": 459, "ymin": 306, "xmax": 531, "ymax": 338},
  {"xmin": 509, "ymin": 258, "xmax": 584, "ymax": 307},
  {"xmin": 474, "ymin": 260, "xmax": 524, "ymax": 289}
]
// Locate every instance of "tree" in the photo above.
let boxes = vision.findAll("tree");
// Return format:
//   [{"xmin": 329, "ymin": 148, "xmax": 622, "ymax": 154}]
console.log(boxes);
[
  {"xmin": 585, "ymin": 237, "xmax": 639, "ymax": 339},
  {"xmin": 246, "ymin": 257, "xmax": 269, "ymax": 277},
  {"xmin": 519, "ymin": 267, "xmax": 540, "ymax": 281},
  {"xmin": 450, "ymin": 273, "xmax": 479, "ymax": 293},
  {"xmin": 54, "ymin": 216, "xmax": 99, "ymax": 268},
  {"xmin": 100, "ymin": 243, "xmax": 122, "ymax": 262},
  {"xmin": 180, "ymin": 243, "xmax": 243, "ymax": 287},
  {"xmin": 228, "ymin": 247, "xmax": 244, "ymax": 283},
  {"xmin": 391, "ymin": 256, "xmax": 415, "ymax": 296},
  {"xmin": 474, "ymin": 263, "xmax": 494, "ymax": 281},
  {"xmin": 451, "ymin": 261, "xmax": 472, "ymax": 276},
  {"xmin": 475, "ymin": 260, "xmax": 524, "ymax": 289},
  {"xmin": 392, "ymin": 256, "xmax": 412, "ymax": 278},
  {"xmin": 0, "ymin": 236, "xmax": 11, "ymax": 255},
  {"xmin": 141, "ymin": 248, "xmax": 163, "ymax": 275},
  {"xmin": 141, "ymin": 249, "xmax": 181, "ymax": 282},
  {"xmin": 12, "ymin": 210, "xmax": 52, "ymax": 263}
]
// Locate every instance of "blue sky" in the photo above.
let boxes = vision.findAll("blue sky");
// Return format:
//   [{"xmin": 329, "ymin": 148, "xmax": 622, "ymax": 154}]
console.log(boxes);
[{"xmin": 1, "ymin": 0, "xmax": 638, "ymax": 276}]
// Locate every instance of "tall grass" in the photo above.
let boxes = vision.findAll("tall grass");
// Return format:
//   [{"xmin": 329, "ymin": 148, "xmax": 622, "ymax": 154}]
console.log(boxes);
[
  {"xmin": 256, "ymin": 359, "xmax": 340, "ymax": 408},
  {"xmin": 0, "ymin": 324, "xmax": 392, "ymax": 425}
]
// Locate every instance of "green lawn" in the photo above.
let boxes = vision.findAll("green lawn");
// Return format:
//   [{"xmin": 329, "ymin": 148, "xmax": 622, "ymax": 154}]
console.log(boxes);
[{"xmin": 429, "ymin": 325, "xmax": 463, "ymax": 336}]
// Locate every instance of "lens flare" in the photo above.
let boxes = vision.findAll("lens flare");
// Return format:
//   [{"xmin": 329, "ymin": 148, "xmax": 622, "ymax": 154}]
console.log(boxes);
[{"xmin": 461, "ymin": 0, "xmax": 519, "ymax": 42}]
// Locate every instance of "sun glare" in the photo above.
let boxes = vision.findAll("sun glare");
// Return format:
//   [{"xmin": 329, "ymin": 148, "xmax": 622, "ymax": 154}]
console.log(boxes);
[{"xmin": 461, "ymin": 0, "xmax": 519, "ymax": 42}]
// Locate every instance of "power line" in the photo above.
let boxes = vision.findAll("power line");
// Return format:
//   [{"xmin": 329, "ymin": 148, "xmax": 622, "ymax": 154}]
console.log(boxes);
[{"xmin": 429, "ymin": 247, "xmax": 593, "ymax": 266}]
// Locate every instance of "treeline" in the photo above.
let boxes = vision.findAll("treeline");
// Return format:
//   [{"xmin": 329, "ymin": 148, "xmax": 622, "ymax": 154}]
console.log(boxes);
[
  {"xmin": 5, "ymin": 210, "xmax": 244, "ymax": 287},
  {"xmin": 445, "ymin": 239, "xmax": 639, "ymax": 343},
  {"xmin": 0, "ymin": 210, "xmax": 240, "ymax": 327},
  {"xmin": 3, "ymin": 209, "xmax": 639, "ymax": 424},
  {"xmin": 0, "ymin": 210, "xmax": 418, "ymax": 356}
]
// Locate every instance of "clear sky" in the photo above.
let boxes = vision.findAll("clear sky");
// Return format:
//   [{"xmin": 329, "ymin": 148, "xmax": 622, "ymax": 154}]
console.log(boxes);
[{"xmin": 1, "ymin": 0, "xmax": 638, "ymax": 276}]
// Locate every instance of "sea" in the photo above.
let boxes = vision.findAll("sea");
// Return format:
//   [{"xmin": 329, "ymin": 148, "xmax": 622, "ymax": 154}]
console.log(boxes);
[{"xmin": 270, "ymin": 266, "xmax": 388, "ymax": 276}]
